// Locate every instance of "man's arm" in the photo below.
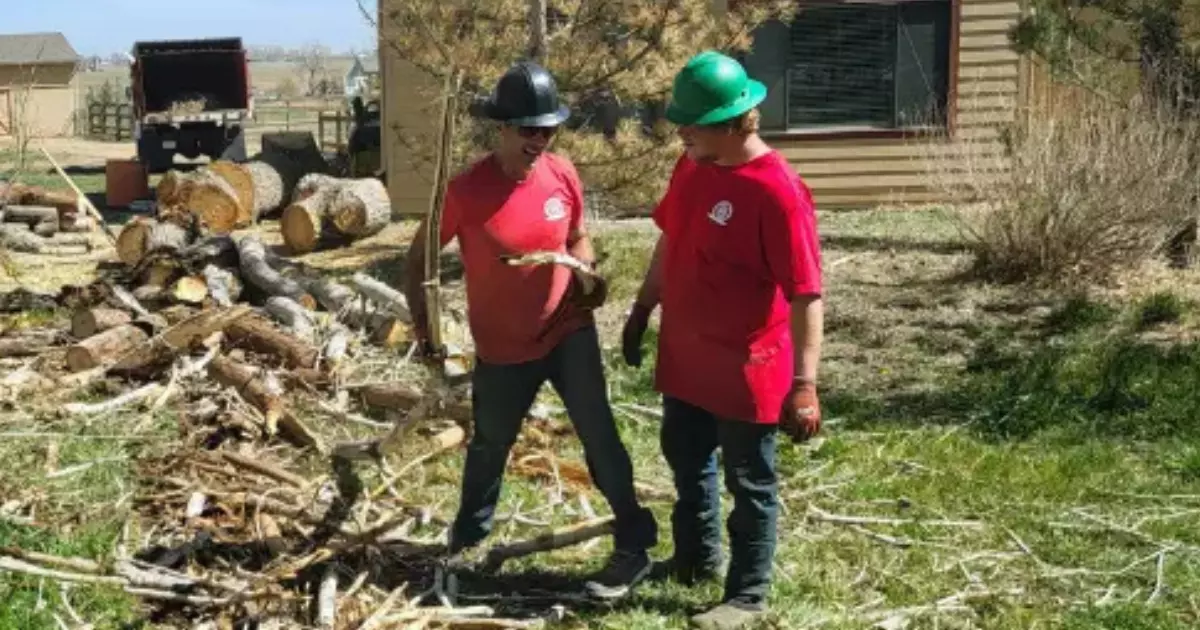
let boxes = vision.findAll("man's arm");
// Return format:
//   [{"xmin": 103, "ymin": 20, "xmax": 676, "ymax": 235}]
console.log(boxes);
[
  {"xmin": 567, "ymin": 228, "xmax": 596, "ymax": 268},
  {"xmin": 634, "ymin": 234, "xmax": 667, "ymax": 309},
  {"xmin": 792, "ymin": 295, "xmax": 823, "ymax": 384}
]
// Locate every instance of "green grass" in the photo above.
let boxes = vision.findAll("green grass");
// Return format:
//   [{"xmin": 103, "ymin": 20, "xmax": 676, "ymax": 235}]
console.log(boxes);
[{"xmin": 6, "ymin": 210, "xmax": 1200, "ymax": 628}]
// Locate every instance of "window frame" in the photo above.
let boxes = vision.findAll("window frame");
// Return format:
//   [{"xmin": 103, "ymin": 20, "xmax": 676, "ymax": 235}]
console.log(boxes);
[{"xmin": 744, "ymin": 0, "xmax": 962, "ymax": 141}]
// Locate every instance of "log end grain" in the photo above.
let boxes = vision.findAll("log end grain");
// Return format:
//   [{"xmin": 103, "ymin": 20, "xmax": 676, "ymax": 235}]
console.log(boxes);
[
  {"xmin": 208, "ymin": 161, "xmax": 256, "ymax": 228},
  {"xmin": 65, "ymin": 324, "xmax": 150, "ymax": 372},
  {"xmin": 115, "ymin": 218, "xmax": 153, "ymax": 266},
  {"xmin": 280, "ymin": 202, "xmax": 321, "ymax": 255}
]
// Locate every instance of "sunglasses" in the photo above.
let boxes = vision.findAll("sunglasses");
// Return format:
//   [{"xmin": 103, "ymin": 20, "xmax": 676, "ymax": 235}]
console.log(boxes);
[{"xmin": 517, "ymin": 126, "xmax": 558, "ymax": 139}]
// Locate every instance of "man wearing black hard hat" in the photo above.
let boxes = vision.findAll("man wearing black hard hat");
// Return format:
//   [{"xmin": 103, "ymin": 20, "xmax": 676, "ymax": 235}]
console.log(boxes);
[{"xmin": 403, "ymin": 60, "xmax": 658, "ymax": 600}]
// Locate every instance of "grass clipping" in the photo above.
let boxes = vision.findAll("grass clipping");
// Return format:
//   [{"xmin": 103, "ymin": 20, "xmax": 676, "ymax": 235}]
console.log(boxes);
[{"xmin": 921, "ymin": 92, "xmax": 1200, "ymax": 284}]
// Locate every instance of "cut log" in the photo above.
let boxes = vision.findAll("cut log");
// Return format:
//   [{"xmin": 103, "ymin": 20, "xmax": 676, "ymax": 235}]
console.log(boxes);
[
  {"xmin": 245, "ymin": 161, "xmax": 284, "ymax": 218},
  {"xmin": 236, "ymin": 237, "xmax": 315, "ymax": 308},
  {"xmin": 208, "ymin": 354, "xmax": 284, "ymax": 430},
  {"xmin": 61, "ymin": 215, "xmax": 95, "ymax": 233},
  {"xmin": 115, "ymin": 218, "xmax": 153, "ymax": 266},
  {"xmin": 350, "ymin": 272, "xmax": 412, "ymax": 322},
  {"xmin": 359, "ymin": 382, "xmax": 471, "ymax": 424},
  {"xmin": 226, "ymin": 312, "xmax": 319, "ymax": 369},
  {"xmin": 71, "ymin": 308, "xmax": 133, "ymax": 338},
  {"xmin": 108, "ymin": 305, "xmax": 252, "ymax": 377},
  {"xmin": 280, "ymin": 192, "xmax": 332, "ymax": 255},
  {"xmin": 0, "ymin": 330, "xmax": 61, "ymax": 357},
  {"xmin": 186, "ymin": 171, "xmax": 242, "ymax": 234},
  {"xmin": 3, "ymin": 205, "xmax": 59, "ymax": 227},
  {"xmin": 32, "ymin": 218, "xmax": 57, "ymax": 238},
  {"xmin": 148, "ymin": 221, "xmax": 191, "ymax": 253},
  {"xmin": 156, "ymin": 170, "xmax": 189, "ymax": 206},
  {"xmin": 203, "ymin": 264, "xmax": 242, "ymax": 307},
  {"xmin": 294, "ymin": 173, "xmax": 341, "ymax": 201},
  {"xmin": 141, "ymin": 259, "xmax": 182, "ymax": 288},
  {"xmin": 0, "ymin": 224, "xmax": 85, "ymax": 255},
  {"xmin": 330, "ymin": 179, "xmax": 390, "ymax": 238},
  {"xmin": 171, "ymin": 276, "xmax": 209, "ymax": 305},
  {"xmin": 109, "ymin": 285, "xmax": 168, "ymax": 331},
  {"xmin": 182, "ymin": 236, "xmax": 239, "ymax": 271},
  {"xmin": 264, "ymin": 296, "xmax": 315, "ymax": 340},
  {"xmin": 65, "ymin": 324, "xmax": 150, "ymax": 372},
  {"xmin": 323, "ymin": 324, "xmax": 350, "ymax": 371},
  {"xmin": 48, "ymin": 233, "xmax": 92, "ymax": 248},
  {"xmin": 207, "ymin": 161, "xmax": 255, "ymax": 227}
]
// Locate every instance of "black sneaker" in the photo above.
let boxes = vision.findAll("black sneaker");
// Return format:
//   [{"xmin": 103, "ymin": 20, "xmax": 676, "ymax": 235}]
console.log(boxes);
[
  {"xmin": 583, "ymin": 549, "xmax": 653, "ymax": 600},
  {"xmin": 649, "ymin": 555, "xmax": 724, "ymax": 585}
]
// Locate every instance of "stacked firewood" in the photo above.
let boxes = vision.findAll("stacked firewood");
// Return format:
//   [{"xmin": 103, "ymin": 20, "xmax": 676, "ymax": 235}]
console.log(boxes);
[{"xmin": 0, "ymin": 183, "xmax": 97, "ymax": 255}]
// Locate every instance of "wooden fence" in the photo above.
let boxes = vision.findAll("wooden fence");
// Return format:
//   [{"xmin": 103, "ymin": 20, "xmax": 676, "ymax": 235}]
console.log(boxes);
[
  {"xmin": 86, "ymin": 102, "xmax": 133, "ymax": 141},
  {"xmin": 82, "ymin": 102, "xmax": 355, "ymax": 153}
]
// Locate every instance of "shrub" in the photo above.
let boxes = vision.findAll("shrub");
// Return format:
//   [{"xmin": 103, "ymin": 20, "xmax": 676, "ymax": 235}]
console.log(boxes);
[{"xmin": 922, "ymin": 93, "xmax": 1200, "ymax": 285}]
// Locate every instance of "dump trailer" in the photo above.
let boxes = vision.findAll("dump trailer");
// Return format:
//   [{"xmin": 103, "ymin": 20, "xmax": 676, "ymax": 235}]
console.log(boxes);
[{"xmin": 130, "ymin": 37, "xmax": 251, "ymax": 172}]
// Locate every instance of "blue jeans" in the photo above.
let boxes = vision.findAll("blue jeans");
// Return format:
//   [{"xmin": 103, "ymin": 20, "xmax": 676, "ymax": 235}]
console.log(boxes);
[
  {"xmin": 450, "ymin": 324, "xmax": 658, "ymax": 554},
  {"xmin": 661, "ymin": 396, "xmax": 779, "ymax": 607}
]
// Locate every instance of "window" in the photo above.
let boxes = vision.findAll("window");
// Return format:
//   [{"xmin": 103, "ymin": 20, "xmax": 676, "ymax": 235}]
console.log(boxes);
[{"xmin": 742, "ymin": 1, "xmax": 955, "ymax": 134}]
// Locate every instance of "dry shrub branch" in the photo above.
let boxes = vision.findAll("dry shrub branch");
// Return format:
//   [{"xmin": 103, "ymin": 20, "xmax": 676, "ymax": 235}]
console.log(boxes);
[{"xmin": 922, "ymin": 90, "xmax": 1200, "ymax": 285}]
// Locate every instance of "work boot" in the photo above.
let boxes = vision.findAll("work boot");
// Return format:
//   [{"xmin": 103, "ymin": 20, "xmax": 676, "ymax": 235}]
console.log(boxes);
[
  {"xmin": 689, "ymin": 602, "xmax": 765, "ymax": 630},
  {"xmin": 583, "ymin": 548, "xmax": 652, "ymax": 600},
  {"xmin": 649, "ymin": 555, "xmax": 724, "ymax": 585}
]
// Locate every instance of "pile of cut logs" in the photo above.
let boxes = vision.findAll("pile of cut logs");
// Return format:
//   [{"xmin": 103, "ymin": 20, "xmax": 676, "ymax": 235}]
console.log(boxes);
[{"xmin": 0, "ymin": 182, "xmax": 97, "ymax": 255}]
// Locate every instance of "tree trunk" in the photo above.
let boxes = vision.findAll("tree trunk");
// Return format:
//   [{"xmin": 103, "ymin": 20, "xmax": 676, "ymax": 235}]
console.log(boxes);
[
  {"xmin": 182, "ymin": 235, "xmax": 239, "ymax": 271},
  {"xmin": 527, "ymin": 0, "xmax": 549, "ymax": 63},
  {"xmin": 300, "ymin": 275, "xmax": 355, "ymax": 313},
  {"xmin": 226, "ymin": 312, "xmax": 319, "ymax": 369},
  {"xmin": 245, "ymin": 161, "xmax": 284, "ymax": 220},
  {"xmin": 207, "ymin": 161, "xmax": 256, "ymax": 228},
  {"xmin": 65, "ymin": 324, "xmax": 150, "ymax": 372},
  {"xmin": 236, "ymin": 237, "xmax": 316, "ymax": 308},
  {"xmin": 156, "ymin": 170, "xmax": 191, "ymax": 207},
  {"xmin": 294, "ymin": 173, "xmax": 342, "ymax": 201},
  {"xmin": 358, "ymin": 382, "xmax": 471, "ymax": 423},
  {"xmin": 188, "ymin": 170, "xmax": 243, "ymax": 235},
  {"xmin": 71, "ymin": 308, "xmax": 132, "ymax": 339},
  {"xmin": 0, "ymin": 331, "xmax": 60, "ymax": 358},
  {"xmin": 108, "ymin": 305, "xmax": 252, "ymax": 377},
  {"xmin": 116, "ymin": 218, "xmax": 192, "ymax": 266},
  {"xmin": 329, "ymin": 178, "xmax": 390, "ymax": 238}
]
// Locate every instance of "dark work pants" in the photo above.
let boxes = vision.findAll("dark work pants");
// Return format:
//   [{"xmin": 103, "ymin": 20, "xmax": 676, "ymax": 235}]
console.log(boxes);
[
  {"xmin": 661, "ymin": 396, "xmax": 779, "ymax": 607},
  {"xmin": 450, "ymin": 324, "xmax": 658, "ymax": 554}
]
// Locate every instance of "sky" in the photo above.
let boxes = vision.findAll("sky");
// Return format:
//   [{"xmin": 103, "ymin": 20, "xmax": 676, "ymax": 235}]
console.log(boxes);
[{"xmin": 5, "ymin": 0, "xmax": 379, "ymax": 56}]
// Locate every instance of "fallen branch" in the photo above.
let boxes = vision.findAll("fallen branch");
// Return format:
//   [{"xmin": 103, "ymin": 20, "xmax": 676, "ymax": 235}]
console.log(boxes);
[
  {"xmin": 807, "ymin": 505, "xmax": 984, "ymax": 529},
  {"xmin": 481, "ymin": 517, "xmax": 614, "ymax": 571},
  {"xmin": 220, "ymin": 451, "xmax": 308, "ymax": 489}
]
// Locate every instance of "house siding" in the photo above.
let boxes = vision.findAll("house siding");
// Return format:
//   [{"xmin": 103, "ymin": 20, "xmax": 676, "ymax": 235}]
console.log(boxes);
[
  {"xmin": 379, "ymin": 36, "xmax": 438, "ymax": 216},
  {"xmin": 773, "ymin": 0, "xmax": 1025, "ymax": 208},
  {"xmin": 0, "ymin": 63, "xmax": 78, "ymax": 138}
]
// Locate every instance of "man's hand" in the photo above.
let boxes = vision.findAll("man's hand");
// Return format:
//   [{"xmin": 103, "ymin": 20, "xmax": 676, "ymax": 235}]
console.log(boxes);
[
  {"xmin": 621, "ymin": 302, "xmax": 653, "ymax": 367},
  {"xmin": 567, "ymin": 269, "xmax": 608, "ymax": 310},
  {"xmin": 780, "ymin": 380, "xmax": 821, "ymax": 442}
]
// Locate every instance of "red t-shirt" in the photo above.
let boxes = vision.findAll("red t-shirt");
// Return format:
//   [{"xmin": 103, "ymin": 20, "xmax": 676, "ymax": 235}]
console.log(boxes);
[
  {"xmin": 653, "ymin": 150, "xmax": 822, "ymax": 424},
  {"xmin": 438, "ymin": 152, "xmax": 592, "ymax": 365}
]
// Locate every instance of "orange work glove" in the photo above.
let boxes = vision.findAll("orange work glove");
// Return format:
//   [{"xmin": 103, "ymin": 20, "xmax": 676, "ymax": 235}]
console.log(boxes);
[{"xmin": 780, "ymin": 380, "xmax": 821, "ymax": 442}]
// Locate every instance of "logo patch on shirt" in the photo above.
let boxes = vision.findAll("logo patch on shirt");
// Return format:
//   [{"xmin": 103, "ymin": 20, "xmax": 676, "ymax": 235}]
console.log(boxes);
[
  {"xmin": 708, "ymin": 200, "xmax": 733, "ymax": 226},
  {"xmin": 544, "ymin": 197, "xmax": 567, "ymax": 221}
]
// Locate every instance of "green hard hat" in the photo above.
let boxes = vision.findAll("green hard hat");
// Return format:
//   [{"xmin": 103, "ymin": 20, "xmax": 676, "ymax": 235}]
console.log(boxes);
[{"xmin": 665, "ymin": 50, "xmax": 767, "ymax": 126}]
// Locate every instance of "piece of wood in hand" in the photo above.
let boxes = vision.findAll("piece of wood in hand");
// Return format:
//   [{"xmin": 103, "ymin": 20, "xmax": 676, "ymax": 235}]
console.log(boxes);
[
  {"xmin": 502, "ymin": 251, "xmax": 596, "ymax": 293},
  {"xmin": 329, "ymin": 178, "xmax": 389, "ymax": 238},
  {"xmin": 71, "ymin": 307, "xmax": 132, "ymax": 338},
  {"xmin": 226, "ymin": 312, "xmax": 319, "ymax": 369},
  {"xmin": 65, "ymin": 324, "xmax": 150, "ymax": 372},
  {"xmin": 171, "ymin": 276, "xmax": 209, "ymax": 305}
]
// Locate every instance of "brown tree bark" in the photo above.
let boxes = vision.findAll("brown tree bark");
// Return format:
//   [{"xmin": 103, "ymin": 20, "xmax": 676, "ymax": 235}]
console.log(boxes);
[{"xmin": 65, "ymin": 324, "xmax": 150, "ymax": 372}]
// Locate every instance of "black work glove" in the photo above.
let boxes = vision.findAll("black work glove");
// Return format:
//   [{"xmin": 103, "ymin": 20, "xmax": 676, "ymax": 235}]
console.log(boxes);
[
  {"xmin": 621, "ymin": 302, "xmax": 654, "ymax": 367},
  {"xmin": 567, "ymin": 270, "xmax": 609, "ymax": 311}
]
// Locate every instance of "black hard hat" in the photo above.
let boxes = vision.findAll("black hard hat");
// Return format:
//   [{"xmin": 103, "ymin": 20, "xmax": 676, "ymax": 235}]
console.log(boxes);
[{"xmin": 481, "ymin": 60, "xmax": 570, "ymax": 127}]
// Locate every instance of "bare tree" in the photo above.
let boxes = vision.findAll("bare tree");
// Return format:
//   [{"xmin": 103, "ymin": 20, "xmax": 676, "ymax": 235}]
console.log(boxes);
[{"xmin": 295, "ymin": 42, "xmax": 332, "ymax": 97}]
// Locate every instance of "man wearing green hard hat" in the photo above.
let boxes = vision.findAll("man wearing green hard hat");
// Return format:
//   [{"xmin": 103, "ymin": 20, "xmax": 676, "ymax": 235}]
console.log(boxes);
[{"xmin": 622, "ymin": 50, "xmax": 826, "ymax": 629}]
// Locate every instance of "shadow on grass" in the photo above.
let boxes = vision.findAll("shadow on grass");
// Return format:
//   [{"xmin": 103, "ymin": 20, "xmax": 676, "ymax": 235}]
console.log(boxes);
[{"xmin": 820, "ymin": 234, "xmax": 971, "ymax": 256}]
